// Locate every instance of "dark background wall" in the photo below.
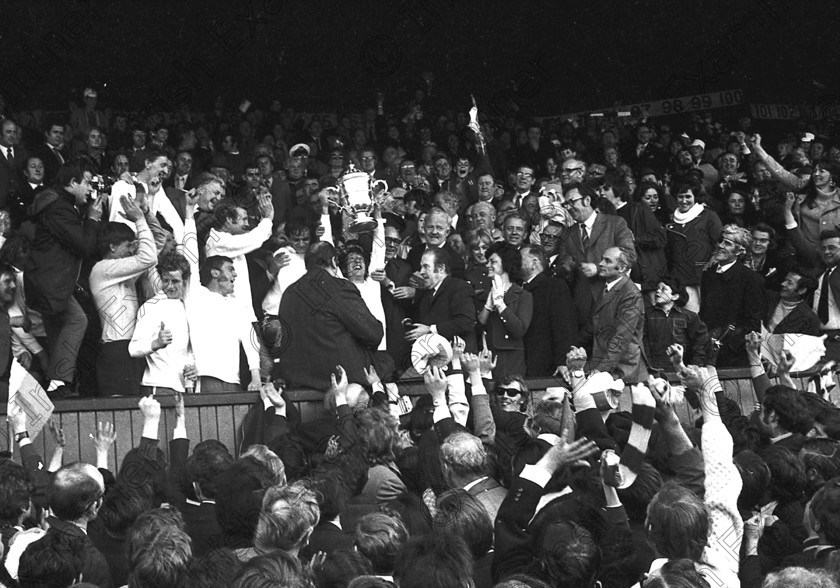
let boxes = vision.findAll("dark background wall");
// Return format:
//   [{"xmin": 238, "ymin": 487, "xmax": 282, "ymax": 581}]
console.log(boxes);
[{"xmin": 1, "ymin": 0, "xmax": 835, "ymax": 115}]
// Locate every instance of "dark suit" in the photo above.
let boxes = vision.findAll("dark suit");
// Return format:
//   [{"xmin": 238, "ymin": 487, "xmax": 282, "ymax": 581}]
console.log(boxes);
[
  {"xmin": 590, "ymin": 274, "xmax": 648, "ymax": 382},
  {"xmin": 522, "ymin": 273, "xmax": 576, "ymax": 377},
  {"xmin": 278, "ymin": 267, "xmax": 384, "ymax": 391},
  {"xmin": 415, "ymin": 276, "xmax": 477, "ymax": 352},
  {"xmin": 700, "ymin": 262, "xmax": 764, "ymax": 367},
  {"xmin": 164, "ymin": 172, "xmax": 194, "ymax": 192},
  {"xmin": 466, "ymin": 476, "xmax": 508, "ymax": 522},
  {"xmin": 267, "ymin": 176, "xmax": 295, "ymax": 226},
  {"xmin": 10, "ymin": 181, "xmax": 44, "ymax": 228},
  {"xmin": 32, "ymin": 143, "xmax": 67, "ymax": 183},
  {"xmin": 483, "ymin": 283, "xmax": 533, "ymax": 379},
  {"xmin": 300, "ymin": 521, "xmax": 354, "ymax": 560},
  {"xmin": 384, "ymin": 257, "xmax": 414, "ymax": 372},
  {"xmin": 406, "ymin": 242, "xmax": 466, "ymax": 279},
  {"xmin": 764, "ymin": 295, "xmax": 821, "ymax": 337},
  {"xmin": 0, "ymin": 146, "xmax": 21, "ymax": 209},
  {"xmin": 28, "ymin": 518, "xmax": 114, "ymax": 588},
  {"xmin": 165, "ymin": 186, "xmax": 187, "ymax": 222}
]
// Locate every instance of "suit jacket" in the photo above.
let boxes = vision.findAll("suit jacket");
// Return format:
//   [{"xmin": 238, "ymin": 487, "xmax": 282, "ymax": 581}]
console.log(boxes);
[
  {"xmin": 33, "ymin": 143, "xmax": 68, "ymax": 183},
  {"xmin": 361, "ymin": 463, "xmax": 407, "ymax": 505},
  {"xmin": 165, "ymin": 186, "xmax": 187, "ymax": 222},
  {"xmin": 268, "ymin": 177, "xmax": 295, "ymax": 226},
  {"xmin": 700, "ymin": 262, "xmax": 764, "ymax": 367},
  {"xmin": 621, "ymin": 202, "xmax": 667, "ymax": 291},
  {"xmin": 300, "ymin": 521, "xmax": 354, "ymax": 560},
  {"xmin": 765, "ymin": 296, "xmax": 821, "ymax": 336},
  {"xmin": 30, "ymin": 518, "xmax": 114, "ymax": 588},
  {"xmin": 164, "ymin": 172, "xmax": 195, "ymax": 192},
  {"xmin": 483, "ymin": 283, "xmax": 532, "ymax": 353},
  {"xmin": 278, "ymin": 267, "xmax": 384, "ymax": 390},
  {"xmin": 590, "ymin": 274, "xmax": 648, "ymax": 382},
  {"xmin": 415, "ymin": 276, "xmax": 477, "ymax": 352},
  {"xmin": 0, "ymin": 147, "xmax": 20, "ymax": 210},
  {"xmin": 24, "ymin": 188, "xmax": 101, "ymax": 314},
  {"xmin": 815, "ymin": 265, "xmax": 840, "ymax": 328},
  {"xmin": 522, "ymin": 273, "xmax": 576, "ymax": 376},
  {"xmin": 466, "ymin": 476, "xmax": 508, "ymax": 522},
  {"xmin": 406, "ymin": 242, "xmax": 466, "ymax": 279},
  {"xmin": 559, "ymin": 212, "xmax": 635, "ymax": 298}
]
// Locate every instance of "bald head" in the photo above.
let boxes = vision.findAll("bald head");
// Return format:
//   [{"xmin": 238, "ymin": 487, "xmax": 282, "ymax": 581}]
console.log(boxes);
[{"xmin": 48, "ymin": 463, "xmax": 105, "ymax": 522}]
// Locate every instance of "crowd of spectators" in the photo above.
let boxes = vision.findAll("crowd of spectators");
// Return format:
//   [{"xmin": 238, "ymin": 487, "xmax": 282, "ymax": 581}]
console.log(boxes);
[{"xmin": 2, "ymin": 84, "xmax": 840, "ymax": 586}]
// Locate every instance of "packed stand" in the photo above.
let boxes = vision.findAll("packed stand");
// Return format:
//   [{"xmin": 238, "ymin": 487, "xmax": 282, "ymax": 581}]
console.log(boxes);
[{"xmin": 1, "ymin": 84, "xmax": 840, "ymax": 586}]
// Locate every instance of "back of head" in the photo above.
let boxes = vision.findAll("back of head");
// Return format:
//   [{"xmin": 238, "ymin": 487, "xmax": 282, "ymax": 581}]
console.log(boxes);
[
  {"xmin": 432, "ymin": 489, "xmax": 493, "ymax": 559},
  {"xmin": 126, "ymin": 507, "xmax": 192, "ymax": 588},
  {"xmin": 763, "ymin": 566, "xmax": 839, "ymax": 588},
  {"xmin": 801, "ymin": 438, "xmax": 840, "ymax": 496},
  {"xmin": 314, "ymin": 548, "xmax": 373, "ymax": 588},
  {"xmin": 232, "ymin": 550, "xmax": 309, "ymax": 588},
  {"xmin": 394, "ymin": 533, "xmax": 473, "ymax": 588},
  {"xmin": 98, "ymin": 482, "xmax": 157, "ymax": 537},
  {"xmin": 734, "ymin": 450, "xmax": 771, "ymax": 512},
  {"xmin": 305, "ymin": 240, "xmax": 336, "ymax": 270},
  {"xmin": 18, "ymin": 529, "xmax": 86, "ymax": 588},
  {"xmin": 0, "ymin": 459, "xmax": 32, "ymax": 526},
  {"xmin": 348, "ymin": 576, "xmax": 399, "ymax": 588},
  {"xmin": 254, "ymin": 480, "xmax": 320, "ymax": 553},
  {"xmin": 215, "ymin": 456, "xmax": 273, "ymax": 548},
  {"xmin": 810, "ymin": 478, "xmax": 840, "ymax": 545},
  {"xmin": 762, "ymin": 445, "xmax": 806, "ymax": 503},
  {"xmin": 643, "ymin": 558, "xmax": 710, "ymax": 588},
  {"xmin": 97, "ymin": 221, "xmax": 136, "ymax": 257},
  {"xmin": 187, "ymin": 443, "xmax": 234, "ymax": 499},
  {"xmin": 180, "ymin": 549, "xmax": 243, "ymax": 588},
  {"xmin": 310, "ymin": 466, "xmax": 349, "ymax": 521},
  {"xmin": 439, "ymin": 431, "xmax": 488, "ymax": 483},
  {"xmin": 354, "ymin": 511, "xmax": 408, "ymax": 575},
  {"xmin": 47, "ymin": 462, "xmax": 103, "ymax": 522},
  {"xmin": 646, "ymin": 481, "xmax": 709, "ymax": 561},
  {"xmin": 240, "ymin": 444, "xmax": 286, "ymax": 487},
  {"xmin": 532, "ymin": 518, "xmax": 600, "ymax": 588},
  {"xmin": 764, "ymin": 386, "xmax": 814, "ymax": 435},
  {"xmin": 355, "ymin": 407, "xmax": 401, "ymax": 466}
]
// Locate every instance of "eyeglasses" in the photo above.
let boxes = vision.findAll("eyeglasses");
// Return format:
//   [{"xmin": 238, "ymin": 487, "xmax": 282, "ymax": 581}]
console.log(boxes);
[
  {"xmin": 516, "ymin": 171, "xmax": 534, "ymax": 178},
  {"xmin": 497, "ymin": 386, "xmax": 522, "ymax": 398},
  {"xmin": 384, "ymin": 237, "xmax": 401, "ymax": 245},
  {"xmin": 540, "ymin": 232, "xmax": 561, "ymax": 241},
  {"xmin": 561, "ymin": 167, "xmax": 584, "ymax": 174},
  {"xmin": 562, "ymin": 197, "xmax": 583, "ymax": 208}
]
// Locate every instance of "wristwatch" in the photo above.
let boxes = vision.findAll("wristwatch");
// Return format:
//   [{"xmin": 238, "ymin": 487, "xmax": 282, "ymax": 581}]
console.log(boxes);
[
  {"xmin": 571, "ymin": 370, "xmax": 585, "ymax": 379},
  {"xmin": 14, "ymin": 431, "xmax": 29, "ymax": 443}
]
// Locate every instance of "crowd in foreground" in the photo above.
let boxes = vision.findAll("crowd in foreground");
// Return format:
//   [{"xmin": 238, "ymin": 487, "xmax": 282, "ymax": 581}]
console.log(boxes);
[{"xmin": 2, "ymin": 87, "xmax": 840, "ymax": 586}]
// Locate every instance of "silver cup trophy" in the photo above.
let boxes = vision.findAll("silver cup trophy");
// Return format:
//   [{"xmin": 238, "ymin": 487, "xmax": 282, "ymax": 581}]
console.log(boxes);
[{"xmin": 338, "ymin": 163, "xmax": 388, "ymax": 233}]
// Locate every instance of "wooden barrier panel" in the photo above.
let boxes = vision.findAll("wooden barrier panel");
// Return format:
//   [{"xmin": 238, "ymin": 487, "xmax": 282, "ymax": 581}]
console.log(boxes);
[{"xmin": 0, "ymin": 370, "xmax": 816, "ymax": 467}]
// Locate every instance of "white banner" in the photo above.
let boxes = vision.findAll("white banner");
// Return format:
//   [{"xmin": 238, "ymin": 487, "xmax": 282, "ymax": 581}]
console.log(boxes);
[{"xmin": 538, "ymin": 90, "xmax": 745, "ymax": 122}]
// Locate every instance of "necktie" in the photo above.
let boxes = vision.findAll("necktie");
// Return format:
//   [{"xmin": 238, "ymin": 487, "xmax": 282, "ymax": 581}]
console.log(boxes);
[
  {"xmin": 176, "ymin": 176, "xmax": 184, "ymax": 190},
  {"xmin": 819, "ymin": 269, "xmax": 832, "ymax": 324},
  {"xmin": 7, "ymin": 147, "xmax": 14, "ymax": 165},
  {"xmin": 579, "ymin": 223, "xmax": 589, "ymax": 249},
  {"xmin": 52, "ymin": 146, "xmax": 64, "ymax": 164}
]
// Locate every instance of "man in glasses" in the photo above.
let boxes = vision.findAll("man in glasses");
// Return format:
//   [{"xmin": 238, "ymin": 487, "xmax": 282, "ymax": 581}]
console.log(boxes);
[
  {"xmin": 512, "ymin": 165, "xmax": 537, "ymax": 208},
  {"xmin": 558, "ymin": 158, "xmax": 587, "ymax": 189},
  {"xmin": 699, "ymin": 224, "xmax": 764, "ymax": 367},
  {"xmin": 559, "ymin": 182, "xmax": 634, "ymax": 302},
  {"xmin": 626, "ymin": 123, "xmax": 665, "ymax": 176}
]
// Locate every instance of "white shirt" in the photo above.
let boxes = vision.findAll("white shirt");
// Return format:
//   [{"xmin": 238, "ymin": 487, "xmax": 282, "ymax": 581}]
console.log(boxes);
[
  {"xmin": 129, "ymin": 294, "xmax": 193, "ymax": 391},
  {"xmin": 262, "ymin": 248, "xmax": 306, "ymax": 316},
  {"xmin": 205, "ymin": 218, "xmax": 273, "ymax": 322},
  {"xmin": 0, "ymin": 145, "xmax": 12, "ymax": 160},
  {"xmin": 605, "ymin": 276, "xmax": 623, "ymax": 292},
  {"xmin": 716, "ymin": 261, "xmax": 736, "ymax": 274},
  {"xmin": 109, "ymin": 179, "xmax": 185, "ymax": 247},
  {"xmin": 183, "ymin": 218, "xmax": 260, "ymax": 384},
  {"xmin": 89, "ymin": 217, "xmax": 158, "ymax": 342},
  {"xmin": 815, "ymin": 267, "xmax": 840, "ymax": 329}
]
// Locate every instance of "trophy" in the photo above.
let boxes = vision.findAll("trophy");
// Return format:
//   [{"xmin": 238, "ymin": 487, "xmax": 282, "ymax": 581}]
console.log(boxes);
[{"xmin": 337, "ymin": 163, "xmax": 388, "ymax": 232}]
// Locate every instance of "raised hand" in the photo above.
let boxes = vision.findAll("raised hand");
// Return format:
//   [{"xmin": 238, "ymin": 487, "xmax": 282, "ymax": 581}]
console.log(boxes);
[
  {"xmin": 424, "ymin": 365, "xmax": 448, "ymax": 401},
  {"xmin": 461, "ymin": 352, "xmax": 480, "ymax": 374},
  {"xmin": 451, "ymin": 336, "xmax": 466, "ymax": 362},
  {"xmin": 566, "ymin": 346, "xmax": 587, "ymax": 372},
  {"xmin": 777, "ymin": 349, "xmax": 795, "ymax": 375},
  {"xmin": 152, "ymin": 321, "xmax": 172, "ymax": 351},
  {"xmin": 138, "ymin": 396, "xmax": 161, "ymax": 420},
  {"xmin": 536, "ymin": 437, "xmax": 599, "ymax": 474},
  {"xmin": 666, "ymin": 344, "xmax": 686, "ymax": 372},
  {"xmin": 90, "ymin": 421, "xmax": 117, "ymax": 452},
  {"xmin": 478, "ymin": 348, "xmax": 497, "ymax": 374},
  {"xmin": 258, "ymin": 192, "xmax": 275, "ymax": 219},
  {"xmin": 47, "ymin": 419, "xmax": 66, "ymax": 448},
  {"xmin": 330, "ymin": 365, "xmax": 349, "ymax": 403},
  {"xmin": 260, "ymin": 381, "xmax": 286, "ymax": 409},
  {"xmin": 745, "ymin": 331, "xmax": 763, "ymax": 363},
  {"xmin": 119, "ymin": 194, "xmax": 144, "ymax": 222},
  {"xmin": 363, "ymin": 365, "xmax": 381, "ymax": 387}
]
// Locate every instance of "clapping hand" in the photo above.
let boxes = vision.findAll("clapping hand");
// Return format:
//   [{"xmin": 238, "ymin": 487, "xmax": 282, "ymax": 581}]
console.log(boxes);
[{"xmin": 119, "ymin": 194, "xmax": 145, "ymax": 222}]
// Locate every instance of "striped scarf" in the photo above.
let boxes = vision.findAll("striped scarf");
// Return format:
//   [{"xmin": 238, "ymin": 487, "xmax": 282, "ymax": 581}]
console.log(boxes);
[{"xmin": 617, "ymin": 383, "xmax": 656, "ymax": 489}]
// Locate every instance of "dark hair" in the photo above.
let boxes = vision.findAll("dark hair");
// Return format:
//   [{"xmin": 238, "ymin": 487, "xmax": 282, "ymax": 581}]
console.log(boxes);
[
  {"xmin": 97, "ymin": 221, "xmax": 137, "ymax": 257},
  {"xmin": 126, "ymin": 507, "xmax": 192, "ymax": 588},
  {"xmin": 642, "ymin": 558, "xmax": 711, "ymax": 588},
  {"xmin": 646, "ymin": 481, "xmax": 709, "ymax": 561},
  {"xmin": 617, "ymin": 461, "xmax": 664, "ymax": 522},
  {"xmin": 810, "ymin": 478, "xmax": 840, "ymax": 545},
  {"xmin": 180, "ymin": 549, "xmax": 243, "ymax": 588},
  {"xmin": 763, "ymin": 445, "xmax": 806, "ymax": 503},
  {"xmin": 232, "ymin": 550, "xmax": 308, "ymax": 588},
  {"xmin": 422, "ymin": 246, "xmax": 450, "ymax": 274},
  {"xmin": 97, "ymin": 482, "xmax": 157, "ymax": 537},
  {"xmin": 156, "ymin": 250, "xmax": 191, "ymax": 282},
  {"xmin": 310, "ymin": 466, "xmax": 348, "ymax": 521},
  {"xmin": 633, "ymin": 181, "xmax": 665, "ymax": 204},
  {"xmin": 338, "ymin": 242, "xmax": 370, "ymax": 279},
  {"xmin": 734, "ymin": 450, "xmax": 770, "ymax": 512},
  {"xmin": 532, "ymin": 518, "xmax": 601, "ymax": 588},
  {"xmin": 214, "ymin": 456, "xmax": 273, "ymax": 548},
  {"xmin": 144, "ymin": 150, "xmax": 166, "ymax": 166},
  {"xmin": 764, "ymin": 385, "xmax": 814, "ymax": 435},
  {"xmin": 304, "ymin": 241, "xmax": 337, "ymax": 270},
  {"xmin": 563, "ymin": 181, "xmax": 598, "ymax": 205},
  {"xmin": 432, "ymin": 489, "xmax": 493, "ymax": 559},
  {"xmin": 487, "ymin": 241, "xmax": 523, "ymax": 280},
  {"xmin": 802, "ymin": 394, "xmax": 840, "ymax": 440},
  {"xmin": 314, "ymin": 549, "xmax": 373, "ymax": 588},
  {"xmin": 789, "ymin": 270, "xmax": 819, "ymax": 300},
  {"xmin": 199, "ymin": 255, "xmax": 233, "ymax": 286},
  {"xmin": 355, "ymin": 408, "xmax": 401, "ymax": 466},
  {"xmin": 752, "ymin": 222, "xmax": 777, "ymax": 244},
  {"xmin": 18, "ymin": 529, "xmax": 86, "ymax": 587},
  {"xmin": 187, "ymin": 444, "xmax": 233, "ymax": 499},
  {"xmin": 800, "ymin": 438, "xmax": 840, "ymax": 497},
  {"xmin": 213, "ymin": 199, "xmax": 244, "ymax": 227},
  {"xmin": 657, "ymin": 276, "xmax": 687, "ymax": 307},
  {"xmin": 804, "ymin": 162, "xmax": 840, "ymax": 209},
  {"xmin": 672, "ymin": 177, "xmax": 708, "ymax": 204},
  {"xmin": 0, "ymin": 459, "xmax": 32, "ymax": 525},
  {"xmin": 394, "ymin": 534, "xmax": 474, "ymax": 588},
  {"xmin": 55, "ymin": 163, "xmax": 85, "ymax": 188},
  {"xmin": 728, "ymin": 415, "xmax": 762, "ymax": 455},
  {"xmin": 520, "ymin": 243, "xmax": 548, "ymax": 269}
]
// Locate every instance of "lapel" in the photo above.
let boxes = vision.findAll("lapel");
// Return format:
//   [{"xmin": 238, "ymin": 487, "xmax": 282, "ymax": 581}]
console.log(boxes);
[
  {"xmin": 431, "ymin": 276, "xmax": 450, "ymax": 305},
  {"xmin": 829, "ymin": 266, "xmax": 840, "ymax": 303},
  {"xmin": 524, "ymin": 273, "xmax": 545, "ymax": 293},
  {"xmin": 587, "ymin": 213, "xmax": 606, "ymax": 248},
  {"xmin": 594, "ymin": 275, "xmax": 625, "ymax": 313}
]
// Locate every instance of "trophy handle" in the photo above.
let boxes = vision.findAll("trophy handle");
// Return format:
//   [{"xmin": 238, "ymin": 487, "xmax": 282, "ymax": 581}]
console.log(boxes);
[{"xmin": 371, "ymin": 179, "xmax": 389, "ymax": 194}]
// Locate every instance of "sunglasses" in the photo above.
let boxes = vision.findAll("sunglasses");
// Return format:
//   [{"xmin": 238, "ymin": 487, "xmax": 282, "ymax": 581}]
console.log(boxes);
[{"xmin": 497, "ymin": 386, "xmax": 522, "ymax": 398}]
